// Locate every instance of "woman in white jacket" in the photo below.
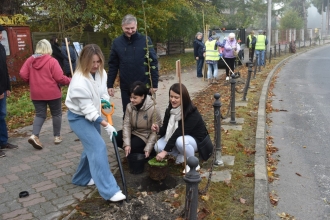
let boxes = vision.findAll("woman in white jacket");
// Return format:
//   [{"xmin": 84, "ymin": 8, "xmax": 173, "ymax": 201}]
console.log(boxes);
[{"xmin": 65, "ymin": 44, "xmax": 125, "ymax": 202}]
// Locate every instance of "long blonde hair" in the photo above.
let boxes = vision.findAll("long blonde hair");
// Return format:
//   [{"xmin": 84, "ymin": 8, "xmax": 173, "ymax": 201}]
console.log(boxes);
[{"xmin": 75, "ymin": 44, "xmax": 104, "ymax": 78}]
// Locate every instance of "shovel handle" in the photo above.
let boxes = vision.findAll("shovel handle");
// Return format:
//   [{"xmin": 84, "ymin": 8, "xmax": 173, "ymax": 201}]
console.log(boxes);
[{"xmin": 101, "ymin": 103, "xmax": 115, "ymax": 125}]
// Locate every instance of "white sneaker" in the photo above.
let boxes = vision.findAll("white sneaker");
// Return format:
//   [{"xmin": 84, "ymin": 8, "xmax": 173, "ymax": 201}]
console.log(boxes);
[
  {"xmin": 87, "ymin": 179, "xmax": 94, "ymax": 186},
  {"xmin": 182, "ymin": 164, "xmax": 200, "ymax": 174},
  {"xmin": 175, "ymin": 155, "xmax": 184, "ymax": 164},
  {"xmin": 109, "ymin": 191, "xmax": 126, "ymax": 202},
  {"xmin": 226, "ymin": 76, "xmax": 229, "ymax": 81},
  {"xmin": 54, "ymin": 136, "xmax": 62, "ymax": 144},
  {"xmin": 28, "ymin": 135, "xmax": 43, "ymax": 150}
]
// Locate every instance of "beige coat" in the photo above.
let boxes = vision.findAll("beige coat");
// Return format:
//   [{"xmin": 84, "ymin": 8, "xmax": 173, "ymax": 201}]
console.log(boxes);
[{"xmin": 123, "ymin": 95, "xmax": 162, "ymax": 153}]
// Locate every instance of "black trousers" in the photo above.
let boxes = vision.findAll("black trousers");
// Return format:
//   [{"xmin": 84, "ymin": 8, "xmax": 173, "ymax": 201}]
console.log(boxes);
[
  {"xmin": 224, "ymin": 57, "xmax": 236, "ymax": 77},
  {"xmin": 115, "ymin": 130, "xmax": 146, "ymax": 154},
  {"xmin": 249, "ymin": 47, "xmax": 255, "ymax": 62}
]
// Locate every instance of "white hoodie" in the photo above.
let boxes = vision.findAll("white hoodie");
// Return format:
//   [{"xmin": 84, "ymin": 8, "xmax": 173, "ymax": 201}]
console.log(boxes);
[{"xmin": 65, "ymin": 69, "xmax": 110, "ymax": 122}]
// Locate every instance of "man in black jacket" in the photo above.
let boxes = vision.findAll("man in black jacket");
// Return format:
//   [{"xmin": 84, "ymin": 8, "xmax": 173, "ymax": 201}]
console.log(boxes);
[
  {"xmin": 246, "ymin": 31, "xmax": 256, "ymax": 62},
  {"xmin": 107, "ymin": 14, "xmax": 159, "ymax": 115},
  {"xmin": 0, "ymin": 25, "xmax": 18, "ymax": 158}
]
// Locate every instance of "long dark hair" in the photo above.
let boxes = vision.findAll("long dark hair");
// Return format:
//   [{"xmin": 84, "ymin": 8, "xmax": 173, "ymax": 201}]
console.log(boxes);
[{"xmin": 168, "ymin": 83, "xmax": 196, "ymax": 118}]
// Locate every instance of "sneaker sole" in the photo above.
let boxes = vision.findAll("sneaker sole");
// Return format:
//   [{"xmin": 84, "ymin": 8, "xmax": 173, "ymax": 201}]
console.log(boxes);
[
  {"xmin": 54, "ymin": 141, "xmax": 62, "ymax": 145},
  {"xmin": 28, "ymin": 139, "xmax": 43, "ymax": 150}
]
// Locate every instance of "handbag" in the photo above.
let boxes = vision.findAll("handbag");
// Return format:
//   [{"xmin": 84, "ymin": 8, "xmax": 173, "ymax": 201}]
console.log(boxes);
[{"xmin": 198, "ymin": 132, "xmax": 214, "ymax": 161}]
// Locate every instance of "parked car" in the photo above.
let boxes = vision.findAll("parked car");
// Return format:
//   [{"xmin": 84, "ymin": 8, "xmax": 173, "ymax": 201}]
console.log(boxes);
[{"xmin": 209, "ymin": 28, "xmax": 246, "ymax": 69}]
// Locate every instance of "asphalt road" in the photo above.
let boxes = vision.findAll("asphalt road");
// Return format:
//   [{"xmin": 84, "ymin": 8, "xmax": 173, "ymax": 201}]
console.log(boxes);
[{"xmin": 268, "ymin": 45, "xmax": 330, "ymax": 219}]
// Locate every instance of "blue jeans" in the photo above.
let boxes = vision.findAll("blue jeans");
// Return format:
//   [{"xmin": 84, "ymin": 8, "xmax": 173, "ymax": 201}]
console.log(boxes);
[
  {"xmin": 0, "ymin": 93, "xmax": 8, "ymax": 145},
  {"xmin": 207, "ymin": 63, "xmax": 218, "ymax": 79},
  {"xmin": 255, "ymin": 50, "xmax": 265, "ymax": 66},
  {"xmin": 67, "ymin": 110, "xmax": 120, "ymax": 200},
  {"xmin": 196, "ymin": 57, "xmax": 204, "ymax": 77}
]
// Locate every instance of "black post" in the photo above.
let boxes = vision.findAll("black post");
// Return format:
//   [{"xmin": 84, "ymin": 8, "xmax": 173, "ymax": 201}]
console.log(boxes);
[
  {"xmin": 299, "ymin": 40, "xmax": 300, "ymax": 48},
  {"xmin": 279, "ymin": 43, "xmax": 281, "ymax": 56},
  {"xmin": 269, "ymin": 47, "xmax": 272, "ymax": 63},
  {"xmin": 319, "ymin": 38, "xmax": 320, "ymax": 45},
  {"xmin": 304, "ymin": 39, "xmax": 305, "ymax": 47},
  {"xmin": 183, "ymin": 156, "xmax": 201, "ymax": 220},
  {"xmin": 242, "ymin": 63, "xmax": 253, "ymax": 101},
  {"xmin": 310, "ymin": 38, "xmax": 311, "ymax": 46},
  {"xmin": 230, "ymin": 73, "xmax": 236, "ymax": 124},
  {"xmin": 285, "ymin": 44, "xmax": 287, "ymax": 54},
  {"xmin": 274, "ymin": 45, "xmax": 276, "ymax": 58},
  {"xmin": 213, "ymin": 93, "xmax": 223, "ymax": 166},
  {"xmin": 253, "ymin": 55, "xmax": 258, "ymax": 77},
  {"xmin": 264, "ymin": 50, "xmax": 267, "ymax": 67}
]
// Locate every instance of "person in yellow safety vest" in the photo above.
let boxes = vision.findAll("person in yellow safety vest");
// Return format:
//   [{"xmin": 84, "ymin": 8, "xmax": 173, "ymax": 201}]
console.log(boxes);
[
  {"xmin": 205, "ymin": 36, "xmax": 221, "ymax": 84},
  {"xmin": 255, "ymin": 30, "xmax": 268, "ymax": 67},
  {"xmin": 246, "ymin": 31, "xmax": 256, "ymax": 62}
]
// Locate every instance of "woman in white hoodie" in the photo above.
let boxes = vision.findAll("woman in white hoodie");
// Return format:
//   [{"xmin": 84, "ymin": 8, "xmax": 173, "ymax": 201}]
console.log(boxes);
[{"xmin": 65, "ymin": 44, "xmax": 125, "ymax": 202}]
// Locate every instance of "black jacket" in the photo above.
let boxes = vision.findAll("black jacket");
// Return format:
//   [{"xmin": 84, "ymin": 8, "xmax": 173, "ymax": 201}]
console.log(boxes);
[
  {"xmin": 61, "ymin": 43, "xmax": 77, "ymax": 74},
  {"xmin": 107, "ymin": 32, "xmax": 159, "ymax": 91},
  {"xmin": 51, "ymin": 43, "xmax": 65, "ymax": 68},
  {"xmin": 0, "ymin": 43, "xmax": 10, "ymax": 95},
  {"xmin": 159, "ymin": 107, "xmax": 208, "ymax": 152},
  {"xmin": 246, "ymin": 35, "xmax": 256, "ymax": 49},
  {"xmin": 193, "ymin": 39, "xmax": 205, "ymax": 58}
]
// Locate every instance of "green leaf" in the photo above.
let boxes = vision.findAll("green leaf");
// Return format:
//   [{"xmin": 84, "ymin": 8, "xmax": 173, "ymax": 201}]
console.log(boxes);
[{"xmin": 145, "ymin": 72, "xmax": 150, "ymax": 75}]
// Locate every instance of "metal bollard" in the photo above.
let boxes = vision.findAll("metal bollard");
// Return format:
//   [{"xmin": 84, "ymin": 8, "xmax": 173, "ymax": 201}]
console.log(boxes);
[
  {"xmin": 304, "ymin": 39, "xmax": 305, "ymax": 47},
  {"xmin": 274, "ymin": 45, "xmax": 276, "ymax": 58},
  {"xmin": 253, "ymin": 55, "xmax": 258, "ymax": 77},
  {"xmin": 213, "ymin": 93, "xmax": 223, "ymax": 166},
  {"xmin": 285, "ymin": 44, "xmax": 287, "ymax": 54},
  {"xmin": 319, "ymin": 38, "xmax": 320, "ymax": 45},
  {"xmin": 278, "ymin": 43, "xmax": 281, "ymax": 56},
  {"xmin": 230, "ymin": 73, "xmax": 236, "ymax": 124},
  {"xmin": 269, "ymin": 47, "xmax": 272, "ymax": 63},
  {"xmin": 183, "ymin": 156, "xmax": 201, "ymax": 220},
  {"xmin": 299, "ymin": 40, "xmax": 300, "ymax": 48},
  {"xmin": 242, "ymin": 62, "xmax": 253, "ymax": 101},
  {"xmin": 310, "ymin": 38, "xmax": 311, "ymax": 46}
]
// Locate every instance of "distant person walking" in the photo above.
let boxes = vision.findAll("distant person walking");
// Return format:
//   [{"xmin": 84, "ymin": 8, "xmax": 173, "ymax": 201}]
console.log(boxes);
[
  {"xmin": 246, "ymin": 31, "xmax": 256, "ymax": 62},
  {"xmin": 205, "ymin": 35, "xmax": 221, "ymax": 84},
  {"xmin": 107, "ymin": 14, "xmax": 159, "ymax": 116},
  {"xmin": 255, "ymin": 30, "xmax": 268, "ymax": 67},
  {"xmin": 0, "ymin": 25, "xmax": 18, "ymax": 157},
  {"xmin": 20, "ymin": 39, "xmax": 71, "ymax": 149},
  {"xmin": 61, "ymin": 38, "xmax": 77, "ymax": 77},
  {"xmin": 193, "ymin": 32, "xmax": 205, "ymax": 78}
]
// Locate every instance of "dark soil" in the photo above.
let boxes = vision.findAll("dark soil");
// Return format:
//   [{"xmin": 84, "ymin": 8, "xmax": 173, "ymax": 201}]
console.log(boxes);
[{"xmin": 68, "ymin": 157, "xmax": 188, "ymax": 220}]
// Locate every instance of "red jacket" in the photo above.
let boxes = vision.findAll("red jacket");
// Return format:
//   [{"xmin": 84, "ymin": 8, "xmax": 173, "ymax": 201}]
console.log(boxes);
[{"xmin": 20, "ymin": 54, "xmax": 71, "ymax": 100}]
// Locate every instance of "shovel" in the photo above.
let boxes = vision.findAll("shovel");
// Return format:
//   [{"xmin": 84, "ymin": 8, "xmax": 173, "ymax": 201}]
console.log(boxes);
[{"xmin": 102, "ymin": 103, "xmax": 128, "ymax": 202}]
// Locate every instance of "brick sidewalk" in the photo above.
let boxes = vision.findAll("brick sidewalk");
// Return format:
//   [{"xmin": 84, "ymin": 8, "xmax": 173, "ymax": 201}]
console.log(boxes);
[{"xmin": 0, "ymin": 67, "xmax": 211, "ymax": 219}]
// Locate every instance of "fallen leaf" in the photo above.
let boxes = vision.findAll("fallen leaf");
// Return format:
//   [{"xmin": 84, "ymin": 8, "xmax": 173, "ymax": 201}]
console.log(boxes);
[
  {"xmin": 240, "ymin": 197, "xmax": 246, "ymax": 204},
  {"xmin": 295, "ymin": 173, "xmax": 301, "ymax": 177}
]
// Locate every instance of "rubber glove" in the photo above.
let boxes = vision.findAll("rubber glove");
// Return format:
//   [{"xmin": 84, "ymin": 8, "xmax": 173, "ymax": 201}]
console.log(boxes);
[
  {"xmin": 219, "ymin": 53, "xmax": 222, "ymax": 58},
  {"xmin": 101, "ymin": 99, "xmax": 111, "ymax": 109},
  {"xmin": 104, "ymin": 124, "xmax": 117, "ymax": 141}
]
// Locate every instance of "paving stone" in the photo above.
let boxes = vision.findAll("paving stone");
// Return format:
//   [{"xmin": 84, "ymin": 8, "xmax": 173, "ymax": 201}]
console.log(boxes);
[
  {"xmin": 51, "ymin": 195, "xmax": 75, "ymax": 209},
  {"xmin": 2, "ymin": 208, "xmax": 29, "ymax": 219},
  {"xmin": 201, "ymin": 170, "xmax": 233, "ymax": 182},
  {"xmin": 38, "ymin": 211, "xmax": 62, "ymax": 220},
  {"xmin": 0, "ymin": 203, "xmax": 10, "ymax": 215},
  {"xmin": 222, "ymin": 124, "xmax": 243, "ymax": 131},
  {"xmin": 222, "ymin": 117, "xmax": 245, "ymax": 124},
  {"xmin": 222, "ymin": 155, "xmax": 235, "ymax": 166}
]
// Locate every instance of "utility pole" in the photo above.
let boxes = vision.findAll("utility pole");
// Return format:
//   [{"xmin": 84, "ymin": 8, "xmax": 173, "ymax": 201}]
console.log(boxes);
[{"xmin": 267, "ymin": 0, "xmax": 272, "ymax": 53}]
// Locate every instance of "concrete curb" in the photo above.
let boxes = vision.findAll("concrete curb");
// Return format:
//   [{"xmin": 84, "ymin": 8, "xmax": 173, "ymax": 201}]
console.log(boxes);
[{"xmin": 253, "ymin": 48, "xmax": 320, "ymax": 219}]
